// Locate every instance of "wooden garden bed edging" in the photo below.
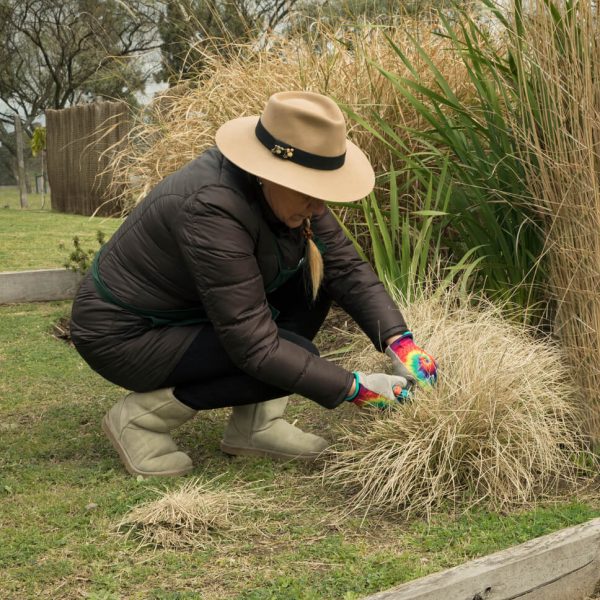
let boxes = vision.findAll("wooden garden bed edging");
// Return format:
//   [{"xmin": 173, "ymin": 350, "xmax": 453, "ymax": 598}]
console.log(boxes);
[
  {"xmin": 0, "ymin": 268, "xmax": 82, "ymax": 304},
  {"xmin": 362, "ymin": 517, "xmax": 600, "ymax": 600}
]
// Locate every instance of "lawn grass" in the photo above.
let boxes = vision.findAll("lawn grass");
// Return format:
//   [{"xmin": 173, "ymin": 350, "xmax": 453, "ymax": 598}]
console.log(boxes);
[
  {"xmin": 0, "ymin": 301, "xmax": 599, "ymax": 599},
  {"xmin": 0, "ymin": 186, "xmax": 122, "ymax": 272},
  {"xmin": 0, "ymin": 186, "xmax": 49, "ymax": 211}
]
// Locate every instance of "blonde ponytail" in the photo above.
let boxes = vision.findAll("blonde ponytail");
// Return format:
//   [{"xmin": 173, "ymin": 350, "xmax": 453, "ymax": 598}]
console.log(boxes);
[{"xmin": 303, "ymin": 218, "xmax": 324, "ymax": 301}]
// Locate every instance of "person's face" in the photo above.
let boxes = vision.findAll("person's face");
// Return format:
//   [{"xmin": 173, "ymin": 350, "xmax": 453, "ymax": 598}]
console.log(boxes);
[{"xmin": 260, "ymin": 179, "xmax": 326, "ymax": 228}]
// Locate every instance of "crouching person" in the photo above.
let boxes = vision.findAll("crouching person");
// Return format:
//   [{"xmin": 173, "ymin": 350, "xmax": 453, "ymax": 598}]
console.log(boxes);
[{"xmin": 70, "ymin": 91, "xmax": 437, "ymax": 477}]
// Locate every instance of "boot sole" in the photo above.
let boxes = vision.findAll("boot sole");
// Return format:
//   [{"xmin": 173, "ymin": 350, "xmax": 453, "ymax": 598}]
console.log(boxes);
[
  {"xmin": 220, "ymin": 441, "xmax": 322, "ymax": 462},
  {"xmin": 102, "ymin": 413, "xmax": 193, "ymax": 478}
]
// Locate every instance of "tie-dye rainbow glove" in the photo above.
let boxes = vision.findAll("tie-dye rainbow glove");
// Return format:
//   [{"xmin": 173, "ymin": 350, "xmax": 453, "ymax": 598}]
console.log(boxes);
[
  {"xmin": 385, "ymin": 332, "xmax": 438, "ymax": 389},
  {"xmin": 345, "ymin": 372, "xmax": 409, "ymax": 409}
]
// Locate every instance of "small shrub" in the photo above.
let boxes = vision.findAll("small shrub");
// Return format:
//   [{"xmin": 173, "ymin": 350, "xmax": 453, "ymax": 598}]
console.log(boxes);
[{"xmin": 59, "ymin": 230, "xmax": 106, "ymax": 274}]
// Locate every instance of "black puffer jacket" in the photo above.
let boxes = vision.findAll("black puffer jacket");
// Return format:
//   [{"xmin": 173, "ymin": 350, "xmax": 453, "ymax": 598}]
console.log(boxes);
[{"xmin": 70, "ymin": 147, "xmax": 407, "ymax": 408}]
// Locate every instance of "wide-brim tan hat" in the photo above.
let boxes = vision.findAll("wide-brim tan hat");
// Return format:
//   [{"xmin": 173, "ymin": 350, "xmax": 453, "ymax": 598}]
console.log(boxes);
[{"xmin": 215, "ymin": 91, "xmax": 375, "ymax": 202}]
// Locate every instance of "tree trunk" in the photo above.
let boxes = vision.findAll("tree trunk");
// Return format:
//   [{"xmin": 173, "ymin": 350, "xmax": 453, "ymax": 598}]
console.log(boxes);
[{"xmin": 14, "ymin": 115, "xmax": 29, "ymax": 208}]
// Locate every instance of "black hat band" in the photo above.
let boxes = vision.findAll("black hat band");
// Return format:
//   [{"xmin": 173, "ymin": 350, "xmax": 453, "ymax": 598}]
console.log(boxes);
[{"xmin": 255, "ymin": 119, "xmax": 346, "ymax": 171}]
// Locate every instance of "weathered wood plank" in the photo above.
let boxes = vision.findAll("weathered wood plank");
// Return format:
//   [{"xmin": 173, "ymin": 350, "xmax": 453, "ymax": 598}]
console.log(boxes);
[
  {"xmin": 363, "ymin": 517, "xmax": 600, "ymax": 600},
  {"xmin": 0, "ymin": 269, "xmax": 82, "ymax": 304}
]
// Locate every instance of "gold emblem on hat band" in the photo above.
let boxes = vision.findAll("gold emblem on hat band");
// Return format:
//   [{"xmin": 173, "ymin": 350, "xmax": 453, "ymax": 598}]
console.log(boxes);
[{"xmin": 271, "ymin": 144, "xmax": 295, "ymax": 159}]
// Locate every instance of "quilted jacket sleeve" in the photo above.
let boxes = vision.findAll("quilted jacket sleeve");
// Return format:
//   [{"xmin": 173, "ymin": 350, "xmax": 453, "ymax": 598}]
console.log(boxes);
[
  {"xmin": 314, "ymin": 208, "xmax": 408, "ymax": 351},
  {"xmin": 173, "ymin": 186, "xmax": 354, "ymax": 408}
]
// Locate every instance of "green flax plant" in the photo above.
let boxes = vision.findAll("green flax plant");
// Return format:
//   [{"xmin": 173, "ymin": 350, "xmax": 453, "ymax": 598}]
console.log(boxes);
[
  {"xmin": 344, "ymin": 5, "xmax": 548, "ymax": 316},
  {"xmin": 337, "ymin": 162, "xmax": 483, "ymax": 303}
]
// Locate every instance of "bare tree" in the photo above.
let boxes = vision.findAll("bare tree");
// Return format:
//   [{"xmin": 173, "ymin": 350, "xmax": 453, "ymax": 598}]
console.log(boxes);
[
  {"xmin": 156, "ymin": 0, "xmax": 299, "ymax": 83},
  {"xmin": 0, "ymin": 0, "xmax": 162, "ymax": 162}
]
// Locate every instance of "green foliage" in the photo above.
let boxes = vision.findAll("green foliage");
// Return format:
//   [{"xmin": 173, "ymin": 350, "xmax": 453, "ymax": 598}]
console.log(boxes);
[
  {"xmin": 30, "ymin": 126, "xmax": 45, "ymax": 157},
  {"xmin": 60, "ymin": 230, "xmax": 106, "ymax": 274},
  {"xmin": 343, "ymin": 5, "xmax": 548, "ymax": 315},
  {"xmin": 337, "ymin": 161, "xmax": 483, "ymax": 302},
  {"xmin": 0, "ymin": 142, "xmax": 16, "ymax": 185}
]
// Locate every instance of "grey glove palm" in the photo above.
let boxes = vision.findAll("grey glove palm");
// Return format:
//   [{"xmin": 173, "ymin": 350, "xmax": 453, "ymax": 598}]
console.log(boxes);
[{"xmin": 346, "ymin": 371, "xmax": 409, "ymax": 408}]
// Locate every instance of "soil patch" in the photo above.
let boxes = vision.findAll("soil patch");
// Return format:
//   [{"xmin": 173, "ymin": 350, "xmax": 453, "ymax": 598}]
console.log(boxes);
[{"xmin": 52, "ymin": 315, "xmax": 73, "ymax": 345}]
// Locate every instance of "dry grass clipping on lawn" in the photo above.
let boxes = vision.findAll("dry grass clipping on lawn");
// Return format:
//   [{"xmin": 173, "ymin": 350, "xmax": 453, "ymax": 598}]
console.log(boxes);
[
  {"xmin": 116, "ymin": 477, "xmax": 262, "ymax": 550},
  {"xmin": 322, "ymin": 289, "xmax": 598, "ymax": 519}
]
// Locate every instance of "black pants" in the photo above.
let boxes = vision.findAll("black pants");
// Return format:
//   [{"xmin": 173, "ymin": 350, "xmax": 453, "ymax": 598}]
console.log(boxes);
[{"xmin": 161, "ymin": 272, "xmax": 331, "ymax": 410}]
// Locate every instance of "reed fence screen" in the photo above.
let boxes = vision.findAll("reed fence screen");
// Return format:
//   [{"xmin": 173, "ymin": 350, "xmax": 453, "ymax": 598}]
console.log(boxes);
[{"xmin": 46, "ymin": 102, "xmax": 129, "ymax": 216}]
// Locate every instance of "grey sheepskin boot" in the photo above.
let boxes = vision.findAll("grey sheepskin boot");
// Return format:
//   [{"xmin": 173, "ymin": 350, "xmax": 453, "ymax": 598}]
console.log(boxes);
[
  {"xmin": 102, "ymin": 387, "xmax": 196, "ymax": 477},
  {"xmin": 220, "ymin": 396, "xmax": 329, "ymax": 461}
]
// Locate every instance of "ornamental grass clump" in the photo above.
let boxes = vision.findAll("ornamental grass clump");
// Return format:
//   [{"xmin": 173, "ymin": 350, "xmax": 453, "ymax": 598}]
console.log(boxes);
[
  {"xmin": 323, "ymin": 290, "xmax": 597, "ymax": 519},
  {"xmin": 107, "ymin": 20, "xmax": 472, "ymax": 211},
  {"xmin": 499, "ymin": 0, "xmax": 600, "ymax": 439},
  {"xmin": 116, "ymin": 478, "xmax": 259, "ymax": 550}
]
